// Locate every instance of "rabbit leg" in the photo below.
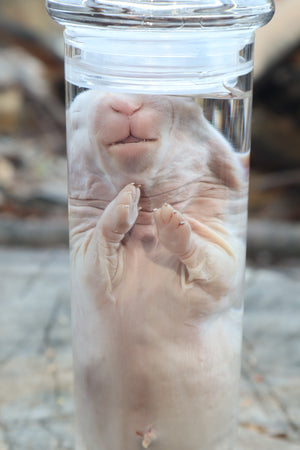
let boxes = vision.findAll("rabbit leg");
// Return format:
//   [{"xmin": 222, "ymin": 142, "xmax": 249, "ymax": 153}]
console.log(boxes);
[
  {"xmin": 153, "ymin": 204, "xmax": 235, "ymax": 296},
  {"xmin": 78, "ymin": 183, "xmax": 140, "ymax": 299}
]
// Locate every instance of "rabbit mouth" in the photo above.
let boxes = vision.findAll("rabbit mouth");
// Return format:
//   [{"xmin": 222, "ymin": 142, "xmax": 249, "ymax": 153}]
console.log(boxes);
[{"xmin": 114, "ymin": 135, "xmax": 157, "ymax": 145}]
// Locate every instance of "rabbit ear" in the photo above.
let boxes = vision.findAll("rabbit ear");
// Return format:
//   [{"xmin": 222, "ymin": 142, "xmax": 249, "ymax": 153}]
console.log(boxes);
[{"xmin": 206, "ymin": 129, "xmax": 249, "ymax": 191}]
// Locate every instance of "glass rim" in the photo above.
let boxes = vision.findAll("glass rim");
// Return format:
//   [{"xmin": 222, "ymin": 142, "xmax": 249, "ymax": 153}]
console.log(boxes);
[{"xmin": 46, "ymin": 0, "xmax": 275, "ymax": 30}]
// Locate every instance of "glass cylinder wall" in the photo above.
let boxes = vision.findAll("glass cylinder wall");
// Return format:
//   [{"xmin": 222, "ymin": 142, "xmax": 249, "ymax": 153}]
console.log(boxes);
[{"xmin": 46, "ymin": 1, "xmax": 275, "ymax": 449}]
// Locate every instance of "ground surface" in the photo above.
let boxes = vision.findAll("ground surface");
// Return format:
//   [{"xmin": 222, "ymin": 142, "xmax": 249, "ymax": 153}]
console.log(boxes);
[{"xmin": 0, "ymin": 247, "xmax": 299, "ymax": 449}]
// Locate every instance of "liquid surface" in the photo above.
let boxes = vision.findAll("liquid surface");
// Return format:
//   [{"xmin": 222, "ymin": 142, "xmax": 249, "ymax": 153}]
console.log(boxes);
[{"xmin": 66, "ymin": 88, "xmax": 249, "ymax": 450}]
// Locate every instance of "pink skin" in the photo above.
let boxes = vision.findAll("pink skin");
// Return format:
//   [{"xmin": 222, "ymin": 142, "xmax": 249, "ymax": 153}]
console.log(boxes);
[{"xmin": 67, "ymin": 91, "xmax": 248, "ymax": 450}]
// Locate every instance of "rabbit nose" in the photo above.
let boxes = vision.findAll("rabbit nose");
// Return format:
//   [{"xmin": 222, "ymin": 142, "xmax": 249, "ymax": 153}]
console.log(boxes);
[{"xmin": 110, "ymin": 97, "xmax": 142, "ymax": 117}]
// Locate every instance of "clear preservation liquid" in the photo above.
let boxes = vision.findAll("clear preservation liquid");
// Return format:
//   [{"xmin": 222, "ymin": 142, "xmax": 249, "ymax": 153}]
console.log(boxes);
[{"xmin": 66, "ymin": 84, "xmax": 250, "ymax": 450}]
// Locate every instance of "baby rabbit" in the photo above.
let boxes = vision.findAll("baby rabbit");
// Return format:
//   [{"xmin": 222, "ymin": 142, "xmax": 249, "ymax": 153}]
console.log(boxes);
[{"xmin": 67, "ymin": 91, "xmax": 248, "ymax": 450}]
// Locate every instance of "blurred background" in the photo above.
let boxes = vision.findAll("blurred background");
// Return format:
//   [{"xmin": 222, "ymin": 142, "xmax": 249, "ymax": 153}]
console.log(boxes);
[
  {"xmin": 0, "ymin": 2, "xmax": 299, "ymax": 450},
  {"xmin": 0, "ymin": 0, "xmax": 299, "ymax": 264}
]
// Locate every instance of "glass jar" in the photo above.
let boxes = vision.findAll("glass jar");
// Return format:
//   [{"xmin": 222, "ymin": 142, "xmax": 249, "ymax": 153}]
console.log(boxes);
[{"xmin": 46, "ymin": 1, "xmax": 274, "ymax": 449}]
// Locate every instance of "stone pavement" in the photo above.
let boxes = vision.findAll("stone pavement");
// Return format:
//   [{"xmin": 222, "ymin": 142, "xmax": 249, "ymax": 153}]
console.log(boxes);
[{"xmin": 0, "ymin": 247, "xmax": 299, "ymax": 450}]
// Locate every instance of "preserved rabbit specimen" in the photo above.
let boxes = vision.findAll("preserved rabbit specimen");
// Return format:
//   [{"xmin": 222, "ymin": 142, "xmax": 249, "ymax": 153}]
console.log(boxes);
[{"xmin": 67, "ymin": 91, "xmax": 248, "ymax": 450}]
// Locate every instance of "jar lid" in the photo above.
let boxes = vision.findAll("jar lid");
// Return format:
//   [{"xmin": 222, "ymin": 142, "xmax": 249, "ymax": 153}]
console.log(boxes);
[{"xmin": 46, "ymin": 0, "xmax": 274, "ymax": 29}]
